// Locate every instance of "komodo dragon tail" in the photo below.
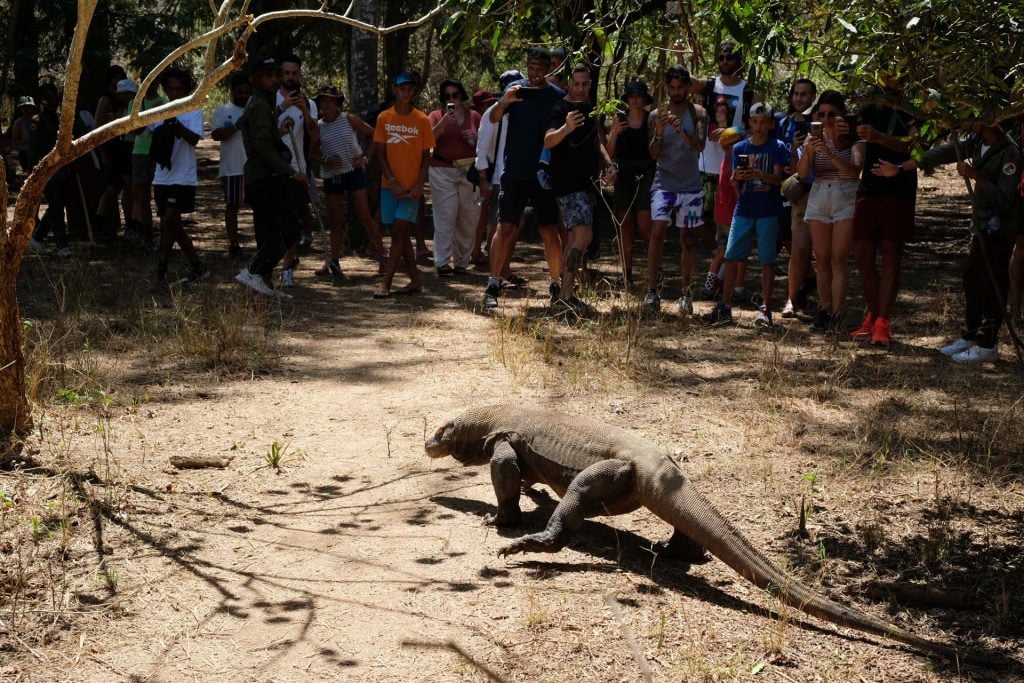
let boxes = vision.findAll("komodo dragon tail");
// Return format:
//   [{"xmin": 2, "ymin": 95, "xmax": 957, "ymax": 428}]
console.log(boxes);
[{"xmin": 643, "ymin": 462, "xmax": 963, "ymax": 662}]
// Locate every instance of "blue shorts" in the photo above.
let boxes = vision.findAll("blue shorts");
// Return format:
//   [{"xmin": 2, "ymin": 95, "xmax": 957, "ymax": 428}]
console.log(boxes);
[
  {"xmin": 724, "ymin": 215, "xmax": 779, "ymax": 264},
  {"xmin": 380, "ymin": 188, "xmax": 420, "ymax": 224}
]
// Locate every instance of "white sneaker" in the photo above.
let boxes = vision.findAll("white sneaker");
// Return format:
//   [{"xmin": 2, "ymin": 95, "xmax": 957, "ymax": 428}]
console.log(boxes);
[
  {"xmin": 676, "ymin": 295, "xmax": 693, "ymax": 316},
  {"xmin": 56, "ymin": 246, "xmax": 73, "ymax": 258},
  {"xmin": 939, "ymin": 338, "xmax": 974, "ymax": 357},
  {"xmin": 235, "ymin": 268, "xmax": 290, "ymax": 299},
  {"xmin": 781, "ymin": 300, "xmax": 796, "ymax": 318},
  {"xmin": 280, "ymin": 268, "xmax": 296, "ymax": 288},
  {"xmin": 952, "ymin": 345, "xmax": 997, "ymax": 364}
]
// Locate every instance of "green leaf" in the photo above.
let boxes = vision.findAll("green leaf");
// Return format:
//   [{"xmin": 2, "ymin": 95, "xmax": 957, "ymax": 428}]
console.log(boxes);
[
  {"xmin": 721, "ymin": 12, "xmax": 751, "ymax": 44},
  {"xmin": 751, "ymin": 661, "xmax": 767, "ymax": 675}
]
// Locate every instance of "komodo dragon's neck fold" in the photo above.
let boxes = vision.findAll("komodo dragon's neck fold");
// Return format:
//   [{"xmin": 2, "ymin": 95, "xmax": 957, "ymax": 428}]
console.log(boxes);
[{"xmin": 638, "ymin": 460, "xmax": 961, "ymax": 661}]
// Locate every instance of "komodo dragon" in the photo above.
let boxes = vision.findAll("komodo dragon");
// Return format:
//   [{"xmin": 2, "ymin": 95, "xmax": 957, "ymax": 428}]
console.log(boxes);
[{"xmin": 425, "ymin": 404, "xmax": 964, "ymax": 661}]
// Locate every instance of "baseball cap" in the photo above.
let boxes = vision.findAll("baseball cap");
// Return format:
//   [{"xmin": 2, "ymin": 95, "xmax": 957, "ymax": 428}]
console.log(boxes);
[
  {"xmin": 394, "ymin": 70, "xmax": 419, "ymax": 86},
  {"xmin": 116, "ymin": 79, "xmax": 139, "ymax": 95},
  {"xmin": 248, "ymin": 55, "xmax": 281, "ymax": 76},
  {"xmin": 499, "ymin": 69, "xmax": 524, "ymax": 91},
  {"xmin": 314, "ymin": 85, "xmax": 344, "ymax": 102},
  {"xmin": 748, "ymin": 102, "xmax": 773, "ymax": 118},
  {"xmin": 718, "ymin": 127, "xmax": 744, "ymax": 146},
  {"xmin": 473, "ymin": 89, "xmax": 497, "ymax": 109},
  {"xmin": 15, "ymin": 96, "xmax": 37, "ymax": 110}
]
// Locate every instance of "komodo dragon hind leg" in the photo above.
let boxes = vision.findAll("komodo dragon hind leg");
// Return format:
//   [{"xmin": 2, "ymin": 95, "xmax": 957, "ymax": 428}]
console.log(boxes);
[
  {"xmin": 499, "ymin": 459, "xmax": 634, "ymax": 557},
  {"xmin": 483, "ymin": 438, "xmax": 524, "ymax": 527},
  {"xmin": 656, "ymin": 529, "xmax": 712, "ymax": 564}
]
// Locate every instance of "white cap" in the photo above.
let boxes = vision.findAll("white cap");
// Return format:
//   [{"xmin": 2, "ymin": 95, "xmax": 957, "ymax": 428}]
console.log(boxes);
[{"xmin": 748, "ymin": 102, "xmax": 773, "ymax": 119}]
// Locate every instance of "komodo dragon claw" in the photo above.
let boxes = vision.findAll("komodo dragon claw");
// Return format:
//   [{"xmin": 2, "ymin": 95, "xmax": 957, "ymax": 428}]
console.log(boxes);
[{"xmin": 498, "ymin": 534, "xmax": 557, "ymax": 557}]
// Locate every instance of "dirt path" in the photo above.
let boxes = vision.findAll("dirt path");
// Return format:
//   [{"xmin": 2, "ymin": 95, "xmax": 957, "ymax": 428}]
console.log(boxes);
[{"xmin": 4, "ymin": 147, "xmax": 1023, "ymax": 681}]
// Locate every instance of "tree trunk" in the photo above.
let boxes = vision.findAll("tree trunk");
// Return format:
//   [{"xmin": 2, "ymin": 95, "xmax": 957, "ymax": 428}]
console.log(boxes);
[
  {"xmin": 10, "ymin": 0, "xmax": 39, "ymax": 98},
  {"xmin": 0, "ymin": 162, "xmax": 34, "ymax": 441},
  {"xmin": 347, "ymin": 2, "xmax": 379, "ymax": 117}
]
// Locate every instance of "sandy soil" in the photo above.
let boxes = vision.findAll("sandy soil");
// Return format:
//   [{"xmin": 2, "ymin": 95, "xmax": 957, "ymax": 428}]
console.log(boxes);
[{"xmin": 2, "ymin": 142, "xmax": 1023, "ymax": 682}]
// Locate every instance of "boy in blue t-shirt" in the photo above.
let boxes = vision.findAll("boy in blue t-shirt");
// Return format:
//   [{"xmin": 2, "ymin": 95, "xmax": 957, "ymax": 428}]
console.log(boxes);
[{"xmin": 703, "ymin": 103, "xmax": 790, "ymax": 326}]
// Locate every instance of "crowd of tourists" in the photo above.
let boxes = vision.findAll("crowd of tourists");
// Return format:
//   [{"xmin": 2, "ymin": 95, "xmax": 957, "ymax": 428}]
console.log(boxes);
[{"xmin": 4, "ymin": 40, "xmax": 1023, "ymax": 364}]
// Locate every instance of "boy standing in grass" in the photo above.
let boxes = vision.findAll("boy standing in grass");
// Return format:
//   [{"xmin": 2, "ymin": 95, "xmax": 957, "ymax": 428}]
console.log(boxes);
[
  {"xmin": 372, "ymin": 70, "xmax": 434, "ymax": 298},
  {"xmin": 703, "ymin": 103, "xmax": 789, "ymax": 326}
]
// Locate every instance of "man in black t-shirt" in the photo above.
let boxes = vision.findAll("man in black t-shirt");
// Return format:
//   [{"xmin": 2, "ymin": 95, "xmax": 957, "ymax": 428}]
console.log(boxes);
[
  {"xmin": 482, "ymin": 48, "xmax": 566, "ymax": 309},
  {"xmin": 543, "ymin": 65, "xmax": 611, "ymax": 309},
  {"xmin": 848, "ymin": 103, "xmax": 917, "ymax": 347}
]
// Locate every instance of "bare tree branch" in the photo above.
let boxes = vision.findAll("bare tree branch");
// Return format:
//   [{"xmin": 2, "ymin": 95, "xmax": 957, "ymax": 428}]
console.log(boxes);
[{"xmin": 56, "ymin": 0, "xmax": 100, "ymax": 153}]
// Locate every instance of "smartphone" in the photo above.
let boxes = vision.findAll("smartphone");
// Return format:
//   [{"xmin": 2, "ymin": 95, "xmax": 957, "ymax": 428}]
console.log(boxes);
[
  {"xmin": 446, "ymin": 102, "xmax": 455, "ymax": 114},
  {"xmin": 736, "ymin": 154, "xmax": 750, "ymax": 169},
  {"xmin": 843, "ymin": 114, "xmax": 858, "ymax": 143},
  {"xmin": 516, "ymin": 86, "xmax": 542, "ymax": 100},
  {"xmin": 794, "ymin": 120, "xmax": 811, "ymax": 136},
  {"xmin": 810, "ymin": 121, "xmax": 823, "ymax": 139}
]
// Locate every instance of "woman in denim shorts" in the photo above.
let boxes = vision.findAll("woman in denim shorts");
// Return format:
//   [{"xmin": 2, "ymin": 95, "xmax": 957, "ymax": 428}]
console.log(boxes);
[{"xmin": 796, "ymin": 90, "xmax": 865, "ymax": 331}]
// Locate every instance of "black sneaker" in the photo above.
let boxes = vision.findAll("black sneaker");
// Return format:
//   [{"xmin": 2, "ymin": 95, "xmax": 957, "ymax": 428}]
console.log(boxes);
[
  {"xmin": 483, "ymin": 284, "xmax": 500, "ymax": 309},
  {"xmin": 188, "ymin": 262, "xmax": 210, "ymax": 282},
  {"xmin": 754, "ymin": 305, "xmax": 773, "ymax": 328},
  {"xmin": 702, "ymin": 302, "xmax": 733, "ymax": 325},
  {"xmin": 549, "ymin": 281, "xmax": 561, "ymax": 305},
  {"xmin": 809, "ymin": 309, "xmax": 833, "ymax": 332},
  {"xmin": 437, "ymin": 265, "xmax": 454, "ymax": 277}
]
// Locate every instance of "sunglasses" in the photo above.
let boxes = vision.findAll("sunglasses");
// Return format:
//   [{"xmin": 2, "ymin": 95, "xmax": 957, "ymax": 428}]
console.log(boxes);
[
  {"xmin": 818, "ymin": 110, "xmax": 840, "ymax": 119},
  {"xmin": 718, "ymin": 53, "xmax": 738, "ymax": 62},
  {"xmin": 441, "ymin": 92, "xmax": 462, "ymax": 101}
]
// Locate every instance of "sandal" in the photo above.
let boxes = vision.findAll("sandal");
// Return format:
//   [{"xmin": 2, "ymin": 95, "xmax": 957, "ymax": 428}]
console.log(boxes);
[{"xmin": 372, "ymin": 289, "xmax": 391, "ymax": 299}]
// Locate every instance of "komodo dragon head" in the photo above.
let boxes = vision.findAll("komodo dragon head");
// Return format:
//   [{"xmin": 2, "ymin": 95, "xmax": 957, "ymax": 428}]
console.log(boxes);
[{"xmin": 424, "ymin": 411, "xmax": 494, "ymax": 465}]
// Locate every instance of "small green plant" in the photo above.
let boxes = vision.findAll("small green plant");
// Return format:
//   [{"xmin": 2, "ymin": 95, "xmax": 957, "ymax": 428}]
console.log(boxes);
[
  {"xmin": 266, "ymin": 440, "xmax": 287, "ymax": 470},
  {"xmin": 56, "ymin": 388, "xmax": 83, "ymax": 404}
]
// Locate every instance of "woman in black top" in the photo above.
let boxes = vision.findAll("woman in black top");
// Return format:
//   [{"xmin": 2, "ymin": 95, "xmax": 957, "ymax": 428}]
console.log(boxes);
[{"xmin": 606, "ymin": 81, "xmax": 655, "ymax": 289}]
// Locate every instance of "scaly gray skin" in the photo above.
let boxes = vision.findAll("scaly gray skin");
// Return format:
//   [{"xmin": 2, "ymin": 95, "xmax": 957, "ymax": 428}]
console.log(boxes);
[{"xmin": 426, "ymin": 404, "xmax": 964, "ymax": 662}]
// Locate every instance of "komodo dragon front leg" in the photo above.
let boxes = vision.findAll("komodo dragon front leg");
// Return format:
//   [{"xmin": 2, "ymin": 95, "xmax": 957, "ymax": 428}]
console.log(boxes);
[
  {"xmin": 499, "ymin": 459, "xmax": 636, "ymax": 556},
  {"xmin": 482, "ymin": 437, "xmax": 525, "ymax": 528}
]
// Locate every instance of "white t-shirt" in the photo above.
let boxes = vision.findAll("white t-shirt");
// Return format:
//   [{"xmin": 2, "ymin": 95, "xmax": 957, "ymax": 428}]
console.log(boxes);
[
  {"xmin": 275, "ymin": 91, "xmax": 318, "ymax": 173},
  {"xmin": 475, "ymin": 102, "xmax": 509, "ymax": 186},
  {"xmin": 210, "ymin": 102, "xmax": 246, "ymax": 177},
  {"xmin": 699, "ymin": 77, "xmax": 747, "ymax": 175},
  {"xmin": 150, "ymin": 108, "xmax": 203, "ymax": 186}
]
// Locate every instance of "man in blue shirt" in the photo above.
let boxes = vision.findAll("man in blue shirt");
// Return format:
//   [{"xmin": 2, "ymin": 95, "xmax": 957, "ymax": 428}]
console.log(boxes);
[
  {"xmin": 704, "ymin": 103, "xmax": 789, "ymax": 326},
  {"xmin": 482, "ymin": 48, "xmax": 566, "ymax": 309}
]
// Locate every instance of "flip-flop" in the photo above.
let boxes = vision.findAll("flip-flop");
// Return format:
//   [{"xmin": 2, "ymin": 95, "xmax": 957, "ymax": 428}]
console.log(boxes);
[
  {"xmin": 372, "ymin": 289, "xmax": 391, "ymax": 299},
  {"xmin": 394, "ymin": 286, "xmax": 422, "ymax": 296}
]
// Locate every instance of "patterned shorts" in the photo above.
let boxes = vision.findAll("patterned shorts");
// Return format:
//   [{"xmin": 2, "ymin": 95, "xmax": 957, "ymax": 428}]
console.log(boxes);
[
  {"xmin": 650, "ymin": 188, "xmax": 704, "ymax": 228},
  {"xmin": 556, "ymin": 191, "xmax": 595, "ymax": 228}
]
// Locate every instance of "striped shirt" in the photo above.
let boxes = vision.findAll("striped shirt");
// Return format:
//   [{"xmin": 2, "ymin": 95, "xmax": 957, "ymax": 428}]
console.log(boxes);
[
  {"xmin": 813, "ymin": 139, "xmax": 862, "ymax": 183},
  {"xmin": 319, "ymin": 114, "xmax": 362, "ymax": 178}
]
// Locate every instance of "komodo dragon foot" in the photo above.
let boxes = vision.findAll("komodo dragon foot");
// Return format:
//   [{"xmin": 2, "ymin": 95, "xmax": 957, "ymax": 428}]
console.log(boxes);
[
  {"xmin": 483, "ymin": 510, "xmax": 523, "ymax": 528},
  {"xmin": 498, "ymin": 533, "xmax": 560, "ymax": 557}
]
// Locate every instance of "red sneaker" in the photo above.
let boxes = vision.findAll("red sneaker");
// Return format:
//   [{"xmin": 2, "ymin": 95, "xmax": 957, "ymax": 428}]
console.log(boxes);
[
  {"xmin": 871, "ymin": 317, "xmax": 891, "ymax": 346},
  {"xmin": 850, "ymin": 313, "xmax": 874, "ymax": 341}
]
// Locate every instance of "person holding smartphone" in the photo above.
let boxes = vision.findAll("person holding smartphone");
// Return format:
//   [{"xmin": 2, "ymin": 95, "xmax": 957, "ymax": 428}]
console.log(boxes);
[
  {"xmin": 544, "ymin": 65, "xmax": 613, "ymax": 310},
  {"xmin": 774, "ymin": 79, "xmax": 818, "ymax": 318},
  {"xmin": 796, "ymin": 90, "xmax": 865, "ymax": 332},
  {"xmin": 482, "ymin": 48, "xmax": 566, "ymax": 309},
  {"xmin": 849, "ymin": 91, "xmax": 918, "ymax": 347},
  {"xmin": 703, "ymin": 103, "xmax": 789, "ymax": 326},
  {"xmin": 606, "ymin": 80, "xmax": 655, "ymax": 290},
  {"xmin": 428, "ymin": 79, "xmax": 481, "ymax": 277}
]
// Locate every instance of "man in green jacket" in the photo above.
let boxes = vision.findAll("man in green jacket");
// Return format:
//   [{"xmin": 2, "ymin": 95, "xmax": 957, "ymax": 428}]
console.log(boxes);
[
  {"xmin": 876, "ymin": 123, "xmax": 1021, "ymax": 363},
  {"xmin": 234, "ymin": 55, "xmax": 310, "ymax": 299}
]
